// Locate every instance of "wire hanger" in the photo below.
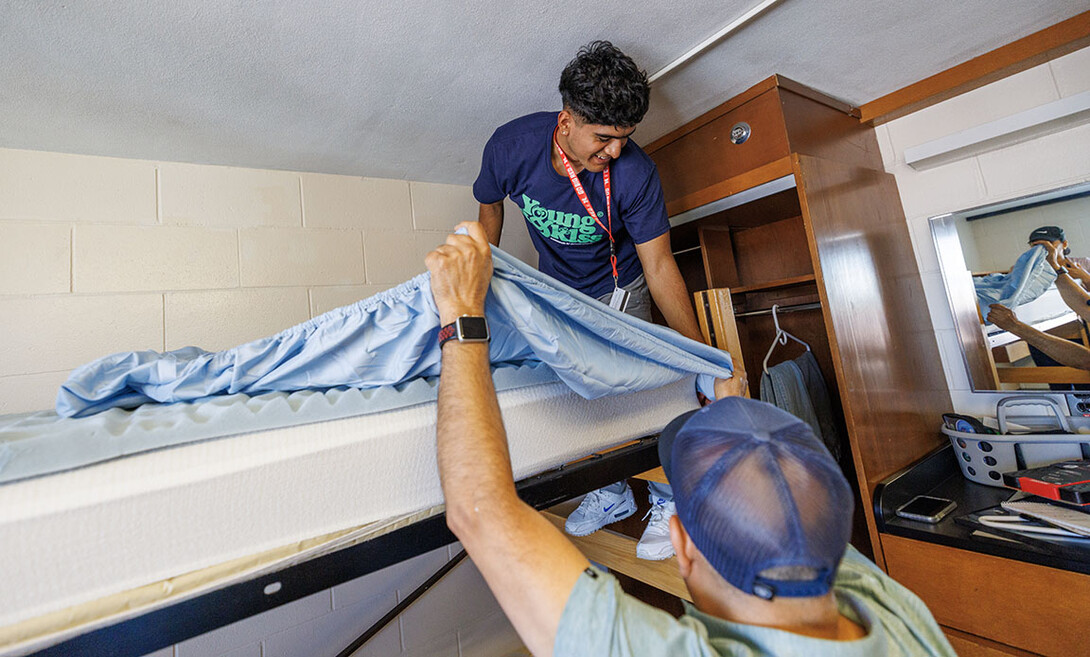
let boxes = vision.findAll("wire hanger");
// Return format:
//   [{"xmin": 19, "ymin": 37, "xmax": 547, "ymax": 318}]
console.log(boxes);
[{"xmin": 763, "ymin": 304, "xmax": 811, "ymax": 374}]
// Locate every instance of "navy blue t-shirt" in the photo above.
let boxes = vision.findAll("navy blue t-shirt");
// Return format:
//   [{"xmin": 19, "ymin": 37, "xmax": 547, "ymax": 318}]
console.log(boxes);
[{"xmin": 473, "ymin": 112, "xmax": 670, "ymax": 299}]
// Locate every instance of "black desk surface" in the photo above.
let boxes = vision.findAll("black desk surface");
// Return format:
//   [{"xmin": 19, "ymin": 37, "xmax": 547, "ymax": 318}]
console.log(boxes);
[{"xmin": 873, "ymin": 444, "xmax": 1090, "ymax": 575}]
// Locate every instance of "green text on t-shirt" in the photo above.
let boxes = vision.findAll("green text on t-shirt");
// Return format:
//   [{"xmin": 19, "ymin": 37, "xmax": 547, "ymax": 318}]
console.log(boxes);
[{"xmin": 521, "ymin": 194, "xmax": 604, "ymax": 245}]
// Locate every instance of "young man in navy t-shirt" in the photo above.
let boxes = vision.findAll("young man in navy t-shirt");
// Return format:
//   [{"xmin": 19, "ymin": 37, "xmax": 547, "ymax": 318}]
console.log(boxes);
[{"xmin": 473, "ymin": 41, "xmax": 702, "ymax": 560}]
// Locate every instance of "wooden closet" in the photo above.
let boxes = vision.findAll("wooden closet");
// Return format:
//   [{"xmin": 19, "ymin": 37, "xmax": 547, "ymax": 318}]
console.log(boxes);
[
  {"xmin": 549, "ymin": 76, "xmax": 1087, "ymax": 654},
  {"xmin": 645, "ymin": 75, "xmax": 953, "ymax": 564}
]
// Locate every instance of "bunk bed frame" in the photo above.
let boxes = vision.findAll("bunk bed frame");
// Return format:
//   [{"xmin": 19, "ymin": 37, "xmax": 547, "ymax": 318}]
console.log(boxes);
[{"xmin": 24, "ymin": 436, "xmax": 661, "ymax": 657}]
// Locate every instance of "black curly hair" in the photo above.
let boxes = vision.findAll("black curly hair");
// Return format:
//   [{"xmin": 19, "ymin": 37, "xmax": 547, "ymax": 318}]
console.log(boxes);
[{"xmin": 558, "ymin": 41, "xmax": 650, "ymax": 128}]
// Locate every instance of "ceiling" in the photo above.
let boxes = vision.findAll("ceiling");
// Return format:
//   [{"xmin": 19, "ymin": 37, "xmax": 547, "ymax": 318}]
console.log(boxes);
[{"xmin": 1, "ymin": 1, "xmax": 1085, "ymax": 185}]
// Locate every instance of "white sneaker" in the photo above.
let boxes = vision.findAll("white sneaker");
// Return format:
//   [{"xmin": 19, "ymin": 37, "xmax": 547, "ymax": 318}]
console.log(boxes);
[
  {"xmin": 636, "ymin": 497, "xmax": 676, "ymax": 560},
  {"xmin": 564, "ymin": 484, "xmax": 637, "ymax": 536}
]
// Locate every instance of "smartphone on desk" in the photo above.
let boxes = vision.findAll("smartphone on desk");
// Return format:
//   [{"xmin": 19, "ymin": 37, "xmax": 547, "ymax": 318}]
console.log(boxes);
[{"xmin": 896, "ymin": 495, "xmax": 957, "ymax": 523}]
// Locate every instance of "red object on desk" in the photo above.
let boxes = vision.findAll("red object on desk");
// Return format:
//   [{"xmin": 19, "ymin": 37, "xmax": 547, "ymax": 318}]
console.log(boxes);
[{"xmin": 1004, "ymin": 460, "xmax": 1090, "ymax": 503}]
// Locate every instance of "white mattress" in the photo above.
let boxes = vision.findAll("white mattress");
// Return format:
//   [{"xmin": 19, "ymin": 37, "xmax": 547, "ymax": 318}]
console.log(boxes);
[{"xmin": 0, "ymin": 374, "xmax": 699, "ymax": 637}]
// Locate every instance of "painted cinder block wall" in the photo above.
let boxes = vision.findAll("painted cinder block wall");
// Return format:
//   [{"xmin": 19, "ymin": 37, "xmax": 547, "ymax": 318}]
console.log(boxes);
[
  {"xmin": 875, "ymin": 44, "xmax": 1090, "ymax": 416},
  {"xmin": 0, "ymin": 148, "xmax": 533, "ymax": 655},
  {"xmin": 0, "ymin": 149, "xmax": 537, "ymax": 415}
]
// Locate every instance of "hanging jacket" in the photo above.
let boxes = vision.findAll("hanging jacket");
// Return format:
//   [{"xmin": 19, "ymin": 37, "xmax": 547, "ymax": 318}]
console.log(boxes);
[{"xmin": 759, "ymin": 352, "xmax": 841, "ymax": 461}]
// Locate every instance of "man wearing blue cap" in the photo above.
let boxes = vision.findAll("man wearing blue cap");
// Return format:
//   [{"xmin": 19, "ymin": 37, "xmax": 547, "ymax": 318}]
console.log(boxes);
[{"xmin": 425, "ymin": 222, "xmax": 954, "ymax": 656}]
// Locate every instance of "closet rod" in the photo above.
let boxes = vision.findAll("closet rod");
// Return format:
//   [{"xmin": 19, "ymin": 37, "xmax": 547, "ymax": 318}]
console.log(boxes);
[{"xmin": 734, "ymin": 302, "xmax": 821, "ymax": 318}]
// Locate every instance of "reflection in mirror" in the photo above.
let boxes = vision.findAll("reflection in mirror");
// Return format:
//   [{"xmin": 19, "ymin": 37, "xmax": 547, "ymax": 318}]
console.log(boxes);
[{"xmin": 931, "ymin": 181, "xmax": 1090, "ymax": 392}]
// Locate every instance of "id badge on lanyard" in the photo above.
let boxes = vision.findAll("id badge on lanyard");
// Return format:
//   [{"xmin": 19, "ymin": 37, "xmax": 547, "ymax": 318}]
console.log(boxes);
[
  {"xmin": 553, "ymin": 129, "xmax": 626, "ymax": 310},
  {"xmin": 608, "ymin": 286, "xmax": 630, "ymax": 313}
]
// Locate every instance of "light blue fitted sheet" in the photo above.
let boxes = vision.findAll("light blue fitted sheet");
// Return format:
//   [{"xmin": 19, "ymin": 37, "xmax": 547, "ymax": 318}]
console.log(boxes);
[
  {"xmin": 0, "ymin": 362, "xmax": 560, "ymax": 484},
  {"xmin": 1, "ymin": 245, "xmax": 733, "ymax": 484},
  {"xmin": 57, "ymin": 246, "xmax": 733, "ymax": 417},
  {"xmin": 975, "ymin": 244, "xmax": 1056, "ymax": 319}
]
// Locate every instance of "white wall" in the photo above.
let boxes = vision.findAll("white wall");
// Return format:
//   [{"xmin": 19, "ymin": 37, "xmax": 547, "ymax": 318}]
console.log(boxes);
[
  {"xmin": 0, "ymin": 147, "xmax": 535, "ymax": 656},
  {"xmin": 0, "ymin": 148, "xmax": 536, "ymax": 415},
  {"xmin": 960, "ymin": 195, "xmax": 1090, "ymax": 272},
  {"xmin": 876, "ymin": 44, "xmax": 1090, "ymax": 416}
]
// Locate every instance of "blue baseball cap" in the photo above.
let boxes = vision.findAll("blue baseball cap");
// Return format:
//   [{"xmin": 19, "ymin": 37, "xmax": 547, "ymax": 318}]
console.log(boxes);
[
  {"xmin": 1028, "ymin": 226, "xmax": 1064, "ymax": 243},
  {"xmin": 658, "ymin": 397, "xmax": 852, "ymax": 600}
]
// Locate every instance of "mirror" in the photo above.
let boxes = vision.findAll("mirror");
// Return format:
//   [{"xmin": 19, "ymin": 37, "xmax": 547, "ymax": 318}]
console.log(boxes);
[{"xmin": 931, "ymin": 181, "xmax": 1090, "ymax": 391}]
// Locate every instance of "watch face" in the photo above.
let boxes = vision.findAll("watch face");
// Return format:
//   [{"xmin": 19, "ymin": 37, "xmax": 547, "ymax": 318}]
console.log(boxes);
[{"xmin": 457, "ymin": 316, "xmax": 489, "ymax": 341}]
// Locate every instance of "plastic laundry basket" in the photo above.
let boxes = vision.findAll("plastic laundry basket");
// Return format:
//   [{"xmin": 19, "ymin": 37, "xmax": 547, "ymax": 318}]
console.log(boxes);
[{"xmin": 942, "ymin": 397, "xmax": 1090, "ymax": 487}]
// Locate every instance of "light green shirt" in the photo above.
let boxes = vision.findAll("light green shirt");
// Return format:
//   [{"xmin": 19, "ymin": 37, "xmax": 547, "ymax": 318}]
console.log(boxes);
[{"xmin": 554, "ymin": 546, "xmax": 955, "ymax": 657}]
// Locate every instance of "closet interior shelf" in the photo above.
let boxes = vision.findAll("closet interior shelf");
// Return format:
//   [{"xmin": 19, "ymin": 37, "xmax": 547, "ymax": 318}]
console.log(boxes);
[{"xmin": 728, "ymin": 274, "xmax": 816, "ymax": 294}]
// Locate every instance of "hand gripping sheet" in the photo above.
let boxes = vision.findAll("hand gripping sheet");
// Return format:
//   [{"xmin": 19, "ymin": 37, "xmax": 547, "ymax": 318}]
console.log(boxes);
[{"xmin": 56, "ymin": 246, "xmax": 733, "ymax": 418}]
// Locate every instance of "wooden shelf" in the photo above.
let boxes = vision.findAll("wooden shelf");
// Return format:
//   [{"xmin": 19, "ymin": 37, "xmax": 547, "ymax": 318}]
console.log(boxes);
[
  {"xmin": 541, "ymin": 507, "xmax": 690, "ymax": 601},
  {"xmin": 632, "ymin": 467, "xmax": 668, "ymax": 485},
  {"xmin": 995, "ymin": 365, "xmax": 1090, "ymax": 384},
  {"xmin": 730, "ymin": 274, "xmax": 816, "ymax": 294}
]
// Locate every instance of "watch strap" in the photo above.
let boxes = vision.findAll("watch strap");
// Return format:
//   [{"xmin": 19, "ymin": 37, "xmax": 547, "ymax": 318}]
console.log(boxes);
[{"xmin": 438, "ymin": 322, "xmax": 459, "ymax": 348}]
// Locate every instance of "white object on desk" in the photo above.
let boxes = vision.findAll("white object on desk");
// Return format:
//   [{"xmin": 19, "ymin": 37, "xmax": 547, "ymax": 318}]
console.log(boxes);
[{"xmin": 1002, "ymin": 500, "xmax": 1090, "ymax": 537}]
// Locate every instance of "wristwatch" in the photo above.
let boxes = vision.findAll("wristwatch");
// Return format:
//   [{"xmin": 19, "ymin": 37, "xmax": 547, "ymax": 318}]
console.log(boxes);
[
  {"xmin": 438, "ymin": 315, "xmax": 490, "ymax": 348},
  {"xmin": 1055, "ymin": 267, "xmax": 1069, "ymax": 276}
]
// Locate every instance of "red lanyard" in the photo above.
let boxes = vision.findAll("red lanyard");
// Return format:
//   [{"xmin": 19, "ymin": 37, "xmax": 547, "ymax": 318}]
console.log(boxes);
[{"xmin": 553, "ymin": 128, "xmax": 618, "ymax": 287}]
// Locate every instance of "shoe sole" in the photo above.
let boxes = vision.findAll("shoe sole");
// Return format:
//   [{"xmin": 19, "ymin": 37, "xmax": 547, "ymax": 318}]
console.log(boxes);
[
  {"xmin": 636, "ymin": 550, "xmax": 676, "ymax": 561},
  {"xmin": 565, "ymin": 505, "xmax": 637, "ymax": 537}
]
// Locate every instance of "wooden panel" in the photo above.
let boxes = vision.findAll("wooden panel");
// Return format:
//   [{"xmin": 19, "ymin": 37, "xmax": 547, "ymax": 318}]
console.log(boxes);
[
  {"xmin": 646, "ymin": 76, "xmax": 782, "ymax": 154},
  {"xmin": 732, "ymin": 216, "xmax": 813, "ymax": 287},
  {"xmin": 694, "ymin": 288, "xmax": 749, "ymax": 379},
  {"xmin": 665, "ymin": 157, "xmax": 795, "ymax": 218},
  {"xmin": 775, "ymin": 75, "xmax": 858, "ymax": 117},
  {"xmin": 932, "ymin": 216, "xmax": 1001, "ymax": 390},
  {"xmin": 731, "ymin": 274, "xmax": 815, "ymax": 294},
  {"xmin": 860, "ymin": 10, "xmax": 1090, "ymax": 124},
  {"xmin": 996, "ymin": 366, "xmax": 1090, "ymax": 384},
  {"xmin": 541, "ymin": 510, "xmax": 691, "ymax": 601},
  {"xmin": 646, "ymin": 75, "xmax": 856, "ymax": 154},
  {"xmin": 653, "ymin": 89, "xmax": 791, "ymax": 207},
  {"xmin": 698, "ymin": 227, "xmax": 738, "ymax": 289},
  {"xmin": 883, "ymin": 536, "xmax": 1090, "ymax": 656},
  {"xmin": 779, "ymin": 87, "xmax": 882, "ymax": 171},
  {"xmin": 943, "ymin": 627, "xmax": 1041, "ymax": 657},
  {"xmin": 794, "ymin": 154, "xmax": 952, "ymax": 562}
]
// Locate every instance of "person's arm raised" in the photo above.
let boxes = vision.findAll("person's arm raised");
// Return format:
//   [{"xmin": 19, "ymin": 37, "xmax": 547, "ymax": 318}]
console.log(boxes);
[{"xmin": 426, "ymin": 222, "xmax": 589, "ymax": 657}]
